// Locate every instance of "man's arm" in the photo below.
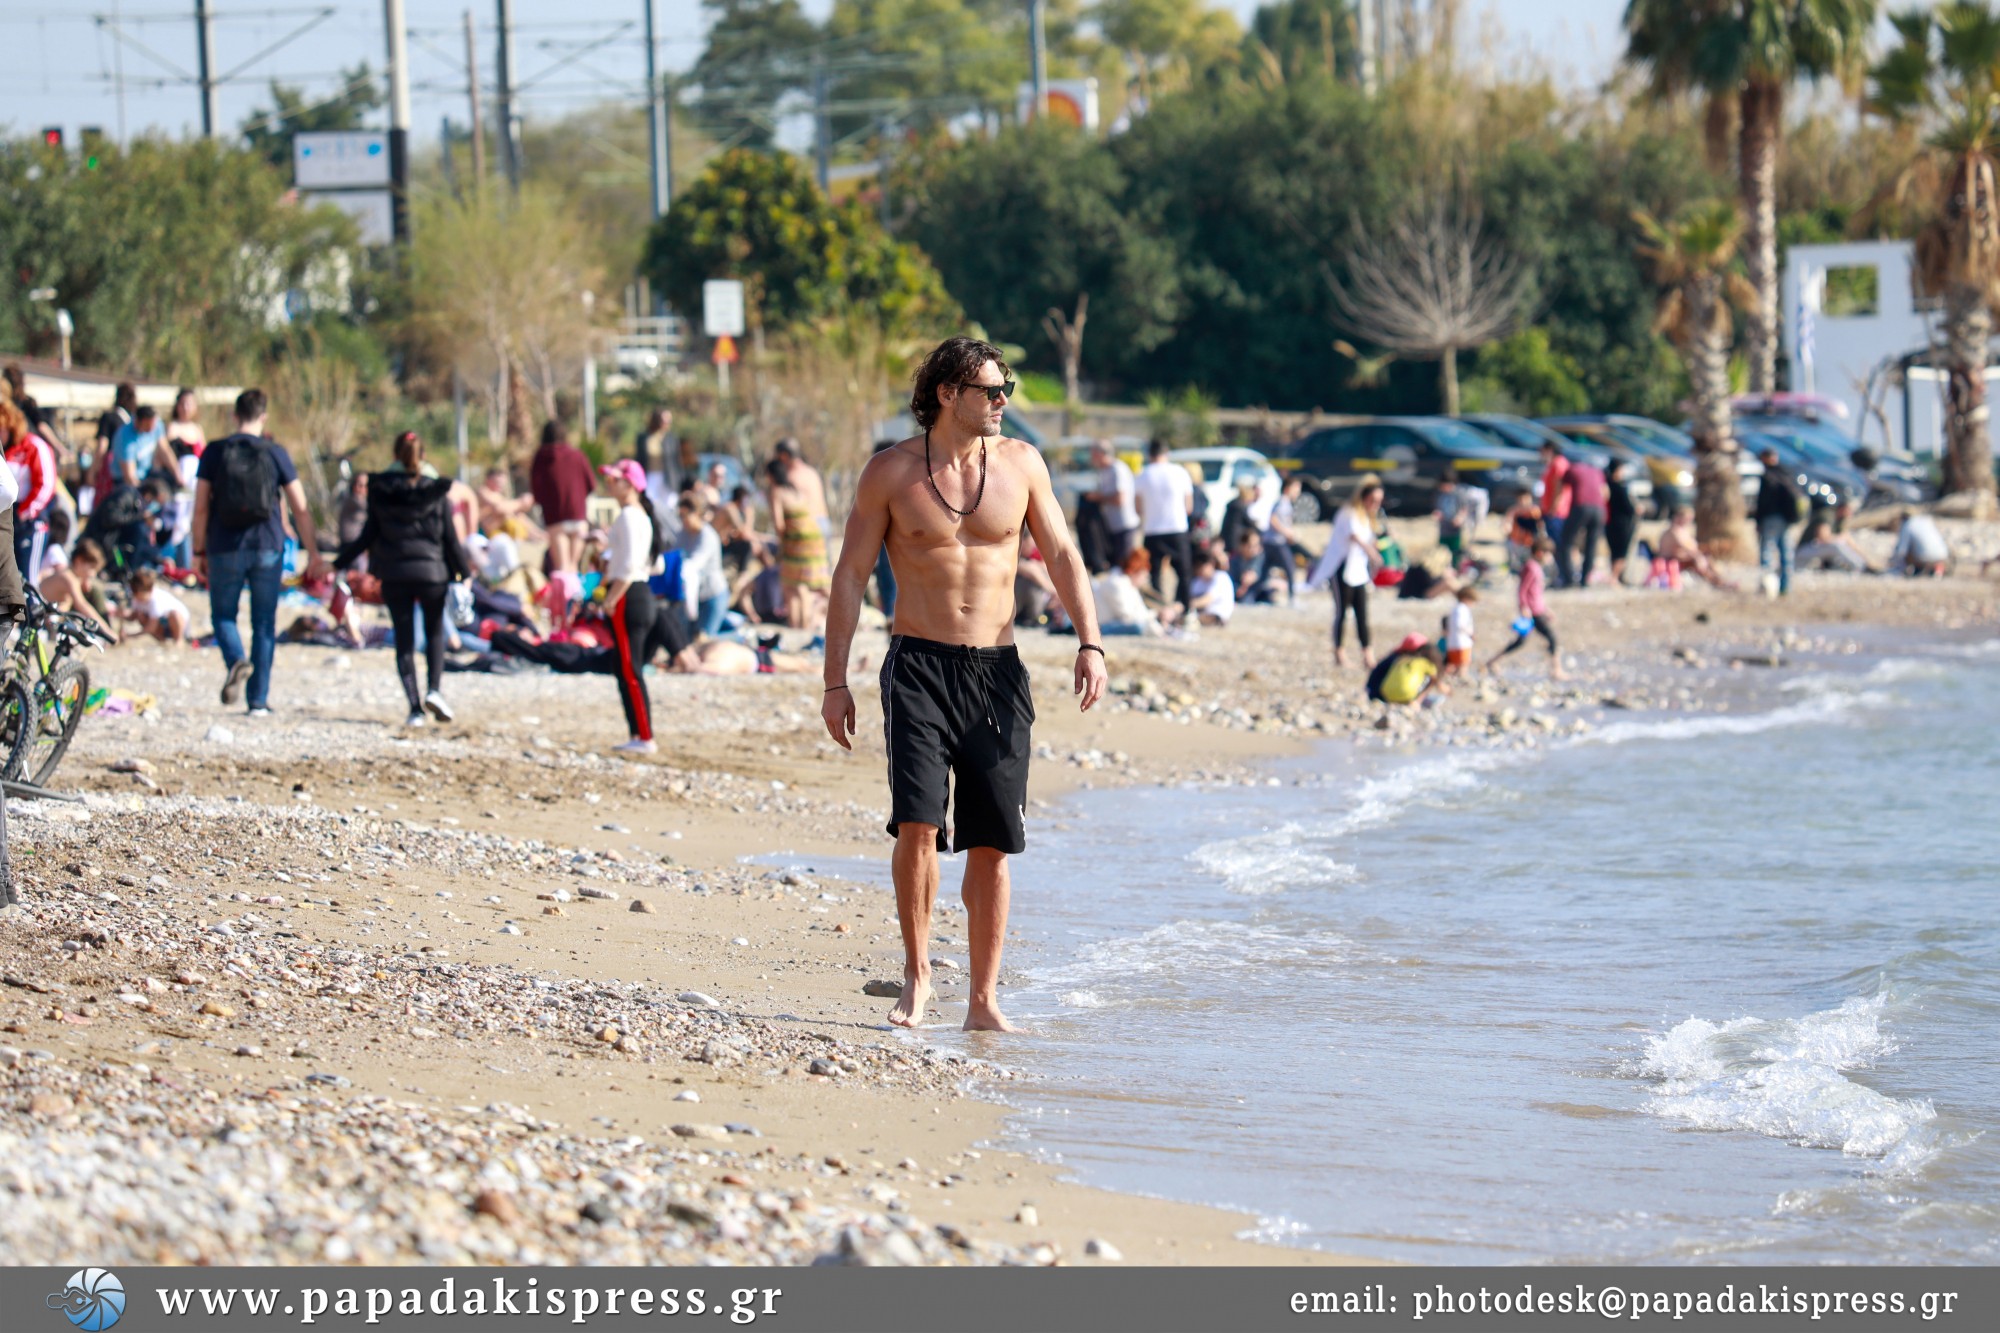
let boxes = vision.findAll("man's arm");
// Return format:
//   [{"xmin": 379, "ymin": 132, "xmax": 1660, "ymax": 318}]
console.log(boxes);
[
  {"xmin": 820, "ymin": 457, "xmax": 894, "ymax": 749},
  {"xmin": 191, "ymin": 479, "xmax": 212, "ymax": 580},
  {"xmin": 284, "ymin": 479, "xmax": 329, "ymax": 578},
  {"xmin": 1022, "ymin": 447, "xmax": 1106, "ymax": 712}
]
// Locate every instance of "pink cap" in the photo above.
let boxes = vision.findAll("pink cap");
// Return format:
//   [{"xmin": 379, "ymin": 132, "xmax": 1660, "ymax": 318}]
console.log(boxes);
[
  {"xmin": 599, "ymin": 459, "xmax": 645, "ymax": 490},
  {"xmin": 1399, "ymin": 632, "xmax": 1430, "ymax": 654}
]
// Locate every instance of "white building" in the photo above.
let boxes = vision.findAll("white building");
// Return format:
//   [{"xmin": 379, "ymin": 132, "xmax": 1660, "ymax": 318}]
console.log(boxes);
[{"xmin": 1783, "ymin": 239, "xmax": 2000, "ymax": 458}]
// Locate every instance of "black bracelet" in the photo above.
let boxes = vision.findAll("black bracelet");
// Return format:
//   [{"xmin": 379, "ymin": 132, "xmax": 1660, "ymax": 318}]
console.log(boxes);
[
  {"xmin": 1077, "ymin": 644, "xmax": 1105, "ymax": 657},
  {"xmin": 824, "ymin": 684, "xmax": 850, "ymax": 693}
]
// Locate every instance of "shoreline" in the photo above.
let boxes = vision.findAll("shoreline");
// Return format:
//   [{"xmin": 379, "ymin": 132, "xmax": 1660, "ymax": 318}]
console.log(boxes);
[{"xmin": 2, "ymin": 560, "xmax": 1995, "ymax": 1265}]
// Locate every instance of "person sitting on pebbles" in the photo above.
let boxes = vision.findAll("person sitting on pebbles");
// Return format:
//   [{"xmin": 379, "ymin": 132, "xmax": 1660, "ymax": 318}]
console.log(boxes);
[
  {"xmin": 1655, "ymin": 508, "xmax": 1740, "ymax": 591},
  {"xmin": 123, "ymin": 567, "xmax": 191, "ymax": 644}
]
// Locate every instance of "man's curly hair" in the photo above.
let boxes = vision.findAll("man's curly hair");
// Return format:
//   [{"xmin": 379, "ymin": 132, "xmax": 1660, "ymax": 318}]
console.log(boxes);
[{"xmin": 910, "ymin": 336, "xmax": 1008, "ymax": 431}]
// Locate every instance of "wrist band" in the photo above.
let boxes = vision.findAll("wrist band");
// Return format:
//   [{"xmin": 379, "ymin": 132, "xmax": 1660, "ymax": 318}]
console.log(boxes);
[
  {"xmin": 1077, "ymin": 644, "xmax": 1104, "ymax": 657},
  {"xmin": 824, "ymin": 684, "xmax": 850, "ymax": 693}
]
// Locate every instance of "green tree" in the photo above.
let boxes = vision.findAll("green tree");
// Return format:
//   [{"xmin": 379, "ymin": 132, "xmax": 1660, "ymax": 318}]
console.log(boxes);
[
  {"xmin": 1636, "ymin": 199, "xmax": 1758, "ymax": 555},
  {"xmin": 1459, "ymin": 328, "xmax": 1590, "ymax": 415},
  {"xmin": 0, "ymin": 136, "xmax": 356, "ymax": 379},
  {"xmin": 642, "ymin": 148, "xmax": 956, "ymax": 335},
  {"xmin": 825, "ymin": 0, "xmax": 1029, "ymax": 134},
  {"xmin": 688, "ymin": 0, "xmax": 822, "ymax": 150},
  {"xmin": 1868, "ymin": 2, "xmax": 2000, "ymax": 511},
  {"xmin": 1098, "ymin": 0, "xmax": 1246, "ymax": 104},
  {"xmin": 1623, "ymin": 0, "xmax": 1877, "ymax": 396},
  {"xmin": 241, "ymin": 65, "xmax": 384, "ymax": 173},
  {"xmin": 1242, "ymin": 0, "xmax": 1357, "ymax": 86},
  {"xmin": 897, "ymin": 123, "xmax": 1183, "ymax": 392}
]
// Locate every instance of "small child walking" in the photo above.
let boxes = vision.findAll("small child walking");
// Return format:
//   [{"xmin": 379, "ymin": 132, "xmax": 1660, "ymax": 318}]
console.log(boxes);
[
  {"xmin": 1487, "ymin": 536, "xmax": 1566, "ymax": 680},
  {"xmin": 1443, "ymin": 586, "xmax": 1477, "ymax": 678}
]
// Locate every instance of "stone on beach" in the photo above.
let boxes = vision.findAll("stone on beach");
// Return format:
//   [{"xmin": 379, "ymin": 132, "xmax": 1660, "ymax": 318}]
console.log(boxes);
[{"xmin": 862, "ymin": 979, "xmax": 903, "ymax": 998}]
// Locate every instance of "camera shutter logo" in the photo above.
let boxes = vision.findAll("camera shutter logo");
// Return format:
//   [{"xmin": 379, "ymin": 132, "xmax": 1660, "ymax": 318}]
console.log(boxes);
[{"xmin": 47, "ymin": 1268, "xmax": 126, "ymax": 1331}]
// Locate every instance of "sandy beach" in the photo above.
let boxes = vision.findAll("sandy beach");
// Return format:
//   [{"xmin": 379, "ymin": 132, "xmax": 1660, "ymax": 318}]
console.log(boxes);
[{"xmin": 2, "ymin": 514, "xmax": 1995, "ymax": 1268}]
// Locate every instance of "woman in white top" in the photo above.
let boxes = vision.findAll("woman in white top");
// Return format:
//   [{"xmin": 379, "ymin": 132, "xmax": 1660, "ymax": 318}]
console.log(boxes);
[
  {"xmin": 1092, "ymin": 547, "xmax": 1165, "ymax": 635},
  {"xmin": 597, "ymin": 460, "xmax": 688, "ymax": 755},
  {"xmin": 1308, "ymin": 475, "xmax": 1385, "ymax": 668}
]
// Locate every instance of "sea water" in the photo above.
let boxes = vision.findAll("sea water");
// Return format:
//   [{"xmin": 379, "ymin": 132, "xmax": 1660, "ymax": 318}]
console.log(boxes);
[{"xmin": 984, "ymin": 639, "xmax": 2000, "ymax": 1264}]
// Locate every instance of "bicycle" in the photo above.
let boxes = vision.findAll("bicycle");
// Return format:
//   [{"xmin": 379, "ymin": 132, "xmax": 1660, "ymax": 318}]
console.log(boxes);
[{"xmin": 0, "ymin": 589, "xmax": 116, "ymax": 788}]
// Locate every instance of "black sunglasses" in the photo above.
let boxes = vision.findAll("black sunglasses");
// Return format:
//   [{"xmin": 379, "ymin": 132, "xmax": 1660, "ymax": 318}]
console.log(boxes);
[{"xmin": 955, "ymin": 380, "xmax": 1015, "ymax": 404}]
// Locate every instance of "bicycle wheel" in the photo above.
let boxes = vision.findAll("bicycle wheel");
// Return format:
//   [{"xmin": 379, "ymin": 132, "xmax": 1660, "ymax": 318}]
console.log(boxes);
[
  {"xmin": 0, "ymin": 676, "xmax": 34, "ymax": 782},
  {"xmin": 26, "ymin": 660, "xmax": 89, "ymax": 788}
]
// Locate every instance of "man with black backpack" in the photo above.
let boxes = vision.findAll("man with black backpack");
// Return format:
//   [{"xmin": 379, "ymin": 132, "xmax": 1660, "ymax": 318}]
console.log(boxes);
[{"xmin": 191, "ymin": 388, "xmax": 328, "ymax": 715}]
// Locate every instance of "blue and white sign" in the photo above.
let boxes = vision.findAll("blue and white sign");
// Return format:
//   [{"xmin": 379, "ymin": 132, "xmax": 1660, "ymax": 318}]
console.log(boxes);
[{"xmin": 293, "ymin": 131, "xmax": 390, "ymax": 189}]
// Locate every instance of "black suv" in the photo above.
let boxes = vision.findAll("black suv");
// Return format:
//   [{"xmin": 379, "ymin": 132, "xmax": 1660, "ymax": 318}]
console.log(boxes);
[{"xmin": 1274, "ymin": 416, "xmax": 1541, "ymax": 521}]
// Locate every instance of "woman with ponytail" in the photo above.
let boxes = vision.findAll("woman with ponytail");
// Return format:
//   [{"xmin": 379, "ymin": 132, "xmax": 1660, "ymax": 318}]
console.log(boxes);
[
  {"xmin": 597, "ymin": 459, "xmax": 691, "ymax": 755},
  {"xmin": 335, "ymin": 431, "xmax": 472, "ymax": 727}
]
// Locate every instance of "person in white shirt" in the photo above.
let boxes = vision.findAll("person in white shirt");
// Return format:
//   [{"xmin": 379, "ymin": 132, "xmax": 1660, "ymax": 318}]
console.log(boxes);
[
  {"xmin": 1083, "ymin": 439, "xmax": 1140, "ymax": 567},
  {"xmin": 124, "ymin": 567, "xmax": 191, "ymax": 644},
  {"xmin": 597, "ymin": 460, "xmax": 691, "ymax": 755},
  {"xmin": 674, "ymin": 491, "xmax": 731, "ymax": 637},
  {"xmin": 1092, "ymin": 548, "xmax": 1164, "ymax": 635},
  {"xmin": 1307, "ymin": 475, "xmax": 1385, "ymax": 668},
  {"xmin": 1443, "ymin": 585, "xmax": 1477, "ymax": 679},
  {"xmin": 1133, "ymin": 438, "xmax": 1195, "ymax": 616},
  {"xmin": 1186, "ymin": 548, "xmax": 1236, "ymax": 626}
]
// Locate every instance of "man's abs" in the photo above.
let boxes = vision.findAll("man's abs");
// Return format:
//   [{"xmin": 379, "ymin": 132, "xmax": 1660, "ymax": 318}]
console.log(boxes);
[{"xmin": 884, "ymin": 538, "xmax": 1018, "ymax": 645}]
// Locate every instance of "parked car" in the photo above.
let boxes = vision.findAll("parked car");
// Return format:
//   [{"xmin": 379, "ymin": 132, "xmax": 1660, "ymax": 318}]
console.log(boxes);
[
  {"xmin": 1541, "ymin": 414, "xmax": 1755, "ymax": 514},
  {"xmin": 1273, "ymin": 416, "xmax": 1540, "ymax": 521},
  {"xmin": 1730, "ymin": 407, "xmax": 1932, "ymax": 506},
  {"xmin": 1734, "ymin": 429, "xmax": 1868, "ymax": 512},
  {"xmin": 1461, "ymin": 414, "xmax": 1652, "ymax": 513},
  {"xmin": 1169, "ymin": 447, "xmax": 1282, "ymax": 527}
]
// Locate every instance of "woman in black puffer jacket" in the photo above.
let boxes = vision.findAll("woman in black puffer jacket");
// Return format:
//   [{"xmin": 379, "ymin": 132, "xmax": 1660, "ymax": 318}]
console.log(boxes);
[{"xmin": 335, "ymin": 431, "xmax": 472, "ymax": 727}]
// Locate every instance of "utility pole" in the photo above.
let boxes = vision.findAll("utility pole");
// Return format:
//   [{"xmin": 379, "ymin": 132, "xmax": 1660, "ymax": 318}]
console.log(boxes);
[
  {"xmin": 1357, "ymin": 0, "xmax": 1377, "ymax": 95},
  {"xmin": 812, "ymin": 54, "xmax": 830, "ymax": 192},
  {"xmin": 1027, "ymin": 0, "xmax": 1047, "ymax": 120},
  {"xmin": 877, "ymin": 117, "xmax": 892, "ymax": 229},
  {"xmin": 464, "ymin": 9, "xmax": 484, "ymax": 191},
  {"xmin": 194, "ymin": 0, "xmax": 218, "ymax": 137},
  {"xmin": 643, "ymin": 0, "xmax": 669, "ymax": 219},
  {"xmin": 495, "ymin": 0, "xmax": 521, "ymax": 188},
  {"xmin": 385, "ymin": 0, "xmax": 412, "ymax": 245}
]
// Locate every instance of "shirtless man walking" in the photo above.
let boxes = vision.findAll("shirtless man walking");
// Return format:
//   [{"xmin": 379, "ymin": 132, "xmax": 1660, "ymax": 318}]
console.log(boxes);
[{"xmin": 823, "ymin": 337, "xmax": 1105, "ymax": 1032}]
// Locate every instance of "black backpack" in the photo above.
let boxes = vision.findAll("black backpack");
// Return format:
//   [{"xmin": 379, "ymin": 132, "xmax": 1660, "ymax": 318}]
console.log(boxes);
[{"xmin": 211, "ymin": 434, "xmax": 279, "ymax": 531}]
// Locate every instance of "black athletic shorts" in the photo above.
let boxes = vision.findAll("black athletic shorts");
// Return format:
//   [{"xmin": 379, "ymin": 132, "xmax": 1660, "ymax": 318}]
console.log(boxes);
[{"xmin": 879, "ymin": 635, "xmax": 1035, "ymax": 854}]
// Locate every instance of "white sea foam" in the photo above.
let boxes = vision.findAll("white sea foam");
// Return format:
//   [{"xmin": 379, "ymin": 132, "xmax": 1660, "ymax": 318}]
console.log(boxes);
[
  {"xmin": 1060, "ymin": 990, "xmax": 1111, "ymax": 1009},
  {"xmin": 1782, "ymin": 657, "xmax": 1947, "ymax": 694},
  {"xmin": 1033, "ymin": 918, "xmax": 1362, "ymax": 989},
  {"xmin": 1584, "ymin": 689, "xmax": 1891, "ymax": 747},
  {"xmin": 1190, "ymin": 750, "xmax": 1511, "ymax": 893},
  {"xmin": 1632, "ymin": 996, "xmax": 1936, "ymax": 1166},
  {"xmin": 1191, "ymin": 828, "xmax": 1356, "ymax": 895}
]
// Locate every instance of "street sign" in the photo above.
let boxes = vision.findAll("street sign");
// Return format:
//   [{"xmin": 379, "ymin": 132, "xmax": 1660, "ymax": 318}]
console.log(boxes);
[
  {"xmin": 303, "ymin": 190, "xmax": 395, "ymax": 246},
  {"xmin": 712, "ymin": 334, "xmax": 739, "ymax": 366},
  {"xmin": 294, "ymin": 131, "xmax": 390, "ymax": 189},
  {"xmin": 702, "ymin": 279, "xmax": 746, "ymax": 338}
]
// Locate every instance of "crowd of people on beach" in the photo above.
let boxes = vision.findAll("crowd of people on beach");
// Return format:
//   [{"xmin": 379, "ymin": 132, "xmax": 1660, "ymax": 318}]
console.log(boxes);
[{"xmin": 2, "ymin": 359, "xmax": 1990, "ymax": 748}]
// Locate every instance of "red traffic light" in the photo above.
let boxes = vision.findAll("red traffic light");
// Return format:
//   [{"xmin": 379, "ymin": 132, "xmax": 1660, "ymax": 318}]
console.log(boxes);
[{"xmin": 41, "ymin": 126, "xmax": 62, "ymax": 148}]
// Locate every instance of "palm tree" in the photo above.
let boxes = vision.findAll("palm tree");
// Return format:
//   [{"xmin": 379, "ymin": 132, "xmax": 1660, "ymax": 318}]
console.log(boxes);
[
  {"xmin": 1624, "ymin": 1, "xmax": 1877, "ymax": 397},
  {"xmin": 1868, "ymin": 3, "xmax": 2000, "ymax": 514},
  {"xmin": 1636, "ymin": 200, "xmax": 1758, "ymax": 557}
]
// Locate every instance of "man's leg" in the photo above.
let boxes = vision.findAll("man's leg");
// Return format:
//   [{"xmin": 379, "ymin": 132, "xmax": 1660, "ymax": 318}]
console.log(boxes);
[
  {"xmin": 889, "ymin": 823, "xmax": 941, "ymax": 1027},
  {"xmin": 1777, "ymin": 524, "xmax": 1793, "ymax": 594},
  {"xmin": 961, "ymin": 848, "xmax": 1015, "ymax": 1032},
  {"xmin": 208, "ymin": 549, "xmax": 248, "ymax": 671},
  {"xmin": 1144, "ymin": 535, "xmax": 1167, "ymax": 596},
  {"xmin": 245, "ymin": 549, "xmax": 284, "ymax": 710},
  {"xmin": 1170, "ymin": 533, "xmax": 1194, "ymax": 613}
]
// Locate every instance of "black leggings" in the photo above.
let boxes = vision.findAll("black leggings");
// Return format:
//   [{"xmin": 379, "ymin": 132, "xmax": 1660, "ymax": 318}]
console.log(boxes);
[
  {"xmin": 1333, "ymin": 579, "xmax": 1370, "ymax": 650},
  {"xmin": 609, "ymin": 583, "xmax": 693, "ymax": 741},
  {"xmin": 1495, "ymin": 614, "xmax": 1559, "ymax": 658},
  {"xmin": 382, "ymin": 579, "xmax": 448, "ymax": 712}
]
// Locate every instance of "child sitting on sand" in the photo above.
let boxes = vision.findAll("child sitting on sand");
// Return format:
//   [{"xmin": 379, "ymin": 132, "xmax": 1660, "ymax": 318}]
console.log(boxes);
[
  {"xmin": 124, "ymin": 567, "xmax": 190, "ymax": 644},
  {"xmin": 1487, "ymin": 536, "xmax": 1567, "ymax": 680},
  {"xmin": 1443, "ymin": 586, "xmax": 1476, "ymax": 678}
]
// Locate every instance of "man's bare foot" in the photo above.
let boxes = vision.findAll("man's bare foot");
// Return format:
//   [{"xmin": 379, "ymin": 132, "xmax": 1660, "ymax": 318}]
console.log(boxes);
[
  {"xmin": 888, "ymin": 972, "xmax": 932, "ymax": 1027},
  {"xmin": 1333, "ymin": 649, "xmax": 1349, "ymax": 669},
  {"xmin": 963, "ymin": 1000, "xmax": 1020, "ymax": 1033}
]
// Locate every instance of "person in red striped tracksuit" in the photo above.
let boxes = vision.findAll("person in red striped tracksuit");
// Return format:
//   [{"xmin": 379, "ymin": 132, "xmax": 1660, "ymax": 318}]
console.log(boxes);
[{"xmin": 596, "ymin": 460, "xmax": 691, "ymax": 755}]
